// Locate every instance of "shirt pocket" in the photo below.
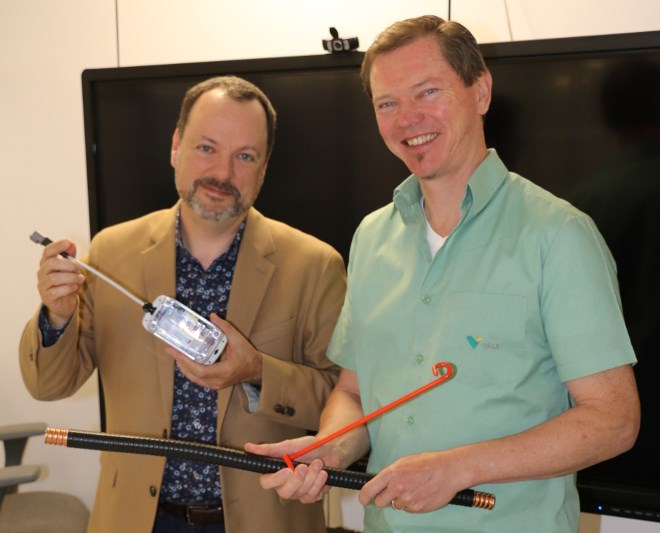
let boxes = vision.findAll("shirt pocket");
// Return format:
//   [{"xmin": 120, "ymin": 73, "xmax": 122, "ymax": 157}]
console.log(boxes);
[{"xmin": 440, "ymin": 291, "xmax": 528, "ymax": 389}]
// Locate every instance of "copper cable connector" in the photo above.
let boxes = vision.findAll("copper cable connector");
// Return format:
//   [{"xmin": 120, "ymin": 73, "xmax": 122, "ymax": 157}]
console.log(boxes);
[
  {"xmin": 473, "ymin": 490, "xmax": 496, "ymax": 510},
  {"xmin": 44, "ymin": 427, "xmax": 68, "ymax": 446}
]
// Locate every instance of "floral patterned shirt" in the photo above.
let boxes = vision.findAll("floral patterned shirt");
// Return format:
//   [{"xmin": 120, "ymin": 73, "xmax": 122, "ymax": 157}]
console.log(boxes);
[{"xmin": 159, "ymin": 215, "xmax": 245, "ymax": 505}]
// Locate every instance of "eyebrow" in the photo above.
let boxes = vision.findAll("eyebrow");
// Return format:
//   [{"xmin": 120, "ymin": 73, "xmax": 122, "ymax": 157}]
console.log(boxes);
[{"xmin": 373, "ymin": 77, "xmax": 437, "ymax": 102}]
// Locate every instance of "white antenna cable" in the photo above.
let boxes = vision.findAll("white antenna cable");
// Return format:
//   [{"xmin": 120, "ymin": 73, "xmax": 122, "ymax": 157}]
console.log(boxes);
[
  {"xmin": 30, "ymin": 232, "xmax": 151, "ymax": 310},
  {"xmin": 30, "ymin": 231, "xmax": 227, "ymax": 364}
]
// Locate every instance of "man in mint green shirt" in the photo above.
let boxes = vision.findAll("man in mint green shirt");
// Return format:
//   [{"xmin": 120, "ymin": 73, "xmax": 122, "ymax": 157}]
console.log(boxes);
[{"xmin": 249, "ymin": 15, "xmax": 640, "ymax": 533}]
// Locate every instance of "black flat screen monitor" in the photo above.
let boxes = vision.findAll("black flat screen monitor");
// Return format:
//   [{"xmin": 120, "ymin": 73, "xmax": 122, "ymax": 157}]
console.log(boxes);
[{"xmin": 82, "ymin": 29, "xmax": 660, "ymax": 522}]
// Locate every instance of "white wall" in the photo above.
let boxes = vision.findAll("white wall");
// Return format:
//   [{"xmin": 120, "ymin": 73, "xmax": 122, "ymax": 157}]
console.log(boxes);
[
  {"xmin": 452, "ymin": 0, "xmax": 659, "ymax": 42},
  {"xmin": 0, "ymin": 0, "xmax": 116, "ymax": 513},
  {"xmin": 116, "ymin": 0, "xmax": 445, "ymax": 65},
  {"xmin": 2, "ymin": 1, "xmax": 658, "ymax": 532}
]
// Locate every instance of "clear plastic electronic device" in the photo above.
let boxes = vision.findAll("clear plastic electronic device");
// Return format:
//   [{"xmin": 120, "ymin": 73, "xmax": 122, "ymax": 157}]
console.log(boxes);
[
  {"xmin": 142, "ymin": 295, "xmax": 227, "ymax": 365},
  {"xmin": 30, "ymin": 231, "xmax": 227, "ymax": 365}
]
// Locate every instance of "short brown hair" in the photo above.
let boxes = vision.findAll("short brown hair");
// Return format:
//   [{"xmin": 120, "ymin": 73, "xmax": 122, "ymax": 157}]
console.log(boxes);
[
  {"xmin": 360, "ymin": 15, "xmax": 488, "ymax": 98},
  {"xmin": 176, "ymin": 75, "xmax": 277, "ymax": 158}
]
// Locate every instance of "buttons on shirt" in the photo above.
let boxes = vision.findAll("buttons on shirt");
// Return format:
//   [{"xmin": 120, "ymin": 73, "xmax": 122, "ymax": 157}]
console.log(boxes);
[
  {"xmin": 421, "ymin": 295, "xmax": 431, "ymax": 304},
  {"xmin": 274, "ymin": 404, "xmax": 296, "ymax": 417},
  {"xmin": 407, "ymin": 416, "xmax": 415, "ymax": 425},
  {"xmin": 149, "ymin": 486, "xmax": 158, "ymax": 497},
  {"xmin": 416, "ymin": 353, "xmax": 424, "ymax": 364}
]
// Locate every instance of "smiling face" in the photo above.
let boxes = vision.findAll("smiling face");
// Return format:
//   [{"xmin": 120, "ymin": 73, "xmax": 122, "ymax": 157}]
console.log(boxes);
[
  {"xmin": 171, "ymin": 89, "xmax": 269, "ymax": 224},
  {"xmin": 370, "ymin": 36, "xmax": 492, "ymax": 183}
]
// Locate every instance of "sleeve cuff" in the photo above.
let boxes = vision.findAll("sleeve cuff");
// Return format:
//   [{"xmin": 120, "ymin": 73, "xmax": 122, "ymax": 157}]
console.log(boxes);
[
  {"xmin": 38, "ymin": 306, "xmax": 68, "ymax": 347},
  {"xmin": 241, "ymin": 383, "xmax": 262, "ymax": 413}
]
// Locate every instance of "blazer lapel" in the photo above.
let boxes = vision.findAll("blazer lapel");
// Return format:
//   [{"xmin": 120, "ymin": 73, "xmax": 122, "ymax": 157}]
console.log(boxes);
[
  {"xmin": 140, "ymin": 205, "xmax": 178, "ymax": 415},
  {"xmin": 219, "ymin": 208, "xmax": 276, "ymax": 422},
  {"xmin": 227, "ymin": 208, "xmax": 276, "ymax": 337}
]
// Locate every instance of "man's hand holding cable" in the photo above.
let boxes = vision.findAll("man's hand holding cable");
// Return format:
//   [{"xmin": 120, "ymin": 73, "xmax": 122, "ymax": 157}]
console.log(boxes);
[
  {"xmin": 359, "ymin": 450, "xmax": 469, "ymax": 513},
  {"xmin": 37, "ymin": 239, "xmax": 84, "ymax": 329},
  {"xmin": 245, "ymin": 437, "xmax": 339, "ymax": 503}
]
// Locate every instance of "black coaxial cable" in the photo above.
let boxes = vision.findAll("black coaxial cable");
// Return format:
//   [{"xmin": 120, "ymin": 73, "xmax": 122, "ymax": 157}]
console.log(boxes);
[{"xmin": 44, "ymin": 427, "xmax": 495, "ymax": 509}]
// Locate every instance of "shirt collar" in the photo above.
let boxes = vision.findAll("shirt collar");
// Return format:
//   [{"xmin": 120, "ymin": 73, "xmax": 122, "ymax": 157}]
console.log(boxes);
[
  {"xmin": 392, "ymin": 148, "xmax": 508, "ymax": 226},
  {"xmin": 175, "ymin": 207, "xmax": 246, "ymax": 265}
]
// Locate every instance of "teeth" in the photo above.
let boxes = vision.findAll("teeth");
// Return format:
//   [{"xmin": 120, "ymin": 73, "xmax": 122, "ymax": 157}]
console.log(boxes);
[{"xmin": 406, "ymin": 133, "xmax": 437, "ymax": 146}]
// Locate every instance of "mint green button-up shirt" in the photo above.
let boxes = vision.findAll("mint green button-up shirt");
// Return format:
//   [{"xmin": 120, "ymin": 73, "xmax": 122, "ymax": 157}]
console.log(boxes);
[{"xmin": 328, "ymin": 150, "xmax": 635, "ymax": 533}]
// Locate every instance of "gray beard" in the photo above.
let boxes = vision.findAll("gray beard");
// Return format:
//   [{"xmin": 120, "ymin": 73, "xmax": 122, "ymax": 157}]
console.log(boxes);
[{"xmin": 178, "ymin": 177, "xmax": 248, "ymax": 223}]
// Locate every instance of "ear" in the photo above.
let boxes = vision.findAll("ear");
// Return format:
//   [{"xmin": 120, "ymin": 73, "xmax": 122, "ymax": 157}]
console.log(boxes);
[
  {"xmin": 475, "ymin": 70, "xmax": 493, "ymax": 116},
  {"xmin": 170, "ymin": 129, "xmax": 181, "ymax": 168}
]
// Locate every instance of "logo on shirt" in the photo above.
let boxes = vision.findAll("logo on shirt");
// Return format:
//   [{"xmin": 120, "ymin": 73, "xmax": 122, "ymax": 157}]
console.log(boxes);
[
  {"xmin": 466, "ymin": 336, "xmax": 482, "ymax": 349},
  {"xmin": 467, "ymin": 335, "xmax": 500, "ymax": 350}
]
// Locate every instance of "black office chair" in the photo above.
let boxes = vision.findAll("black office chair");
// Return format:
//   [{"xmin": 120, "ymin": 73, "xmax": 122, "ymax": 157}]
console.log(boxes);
[{"xmin": 0, "ymin": 422, "xmax": 89, "ymax": 532}]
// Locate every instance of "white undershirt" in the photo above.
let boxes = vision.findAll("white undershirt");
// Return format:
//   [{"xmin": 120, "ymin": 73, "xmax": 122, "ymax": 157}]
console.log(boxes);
[{"xmin": 421, "ymin": 197, "xmax": 446, "ymax": 257}]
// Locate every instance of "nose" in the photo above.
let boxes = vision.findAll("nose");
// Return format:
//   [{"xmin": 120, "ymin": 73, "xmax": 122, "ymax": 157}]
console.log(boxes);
[
  {"xmin": 208, "ymin": 152, "xmax": 234, "ymax": 181},
  {"xmin": 396, "ymin": 100, "xmax": 423, "ymax": 129}
]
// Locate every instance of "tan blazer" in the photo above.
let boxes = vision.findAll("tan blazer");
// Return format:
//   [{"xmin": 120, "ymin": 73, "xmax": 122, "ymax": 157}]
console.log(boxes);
[{"xmin": 20, "ymin": 205, "xmax": 347, "ymax": 533}]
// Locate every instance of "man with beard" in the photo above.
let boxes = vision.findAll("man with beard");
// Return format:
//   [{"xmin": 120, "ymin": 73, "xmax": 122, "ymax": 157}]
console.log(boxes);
[{"xmin": 19, "ymin": 76, "xmax": 346, "ymax": 533}]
